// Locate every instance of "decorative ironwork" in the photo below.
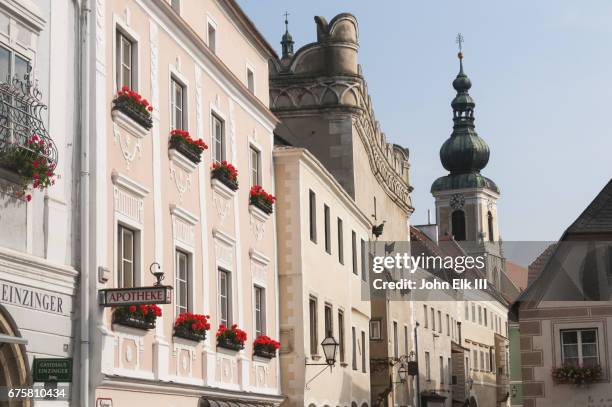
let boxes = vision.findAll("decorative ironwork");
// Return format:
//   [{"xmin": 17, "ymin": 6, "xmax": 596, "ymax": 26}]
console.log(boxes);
[{"xmin": 0, "ymin": 70, "xmax": 57, "ymax": 177}]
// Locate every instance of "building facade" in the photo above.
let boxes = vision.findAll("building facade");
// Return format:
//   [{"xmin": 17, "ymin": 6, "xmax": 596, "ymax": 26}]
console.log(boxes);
[
  {"xmin": 0, "ymin": 0, "xmax": 80, "ymax": 405},
  {"xmin": 268, "ymin": 13, "xmax": 415, "ymax": 407},
  {"xmin": 85, "ymin": 0, "xmax": 282, "ymax": 406},
  {"xmin": 274, "ymin": 147, "xmax": 372, "ymax": 407}
]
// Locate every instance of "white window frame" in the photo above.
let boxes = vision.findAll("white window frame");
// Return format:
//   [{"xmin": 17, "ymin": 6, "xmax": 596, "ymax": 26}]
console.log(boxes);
[
  {"xmin": 113, "ymin": 16, "xmax": 140, "ymax": 92},
  {"xmin": 245, "ymin": 62, "xmax": 255, "ymax": 93},
  {"xmin": 557, "ymin": 324, "xmax": 602, "ymax": 368},
  {"xmin": 218, "ymin": 268, "xmax": 232, "ymax": 327},
  {"xmin": 206, "ymin": 15, "xmax": 217, "ymax": 54},
  {"xmin": 369, "ymin": 320, "xmax": 382, "ymax": 340},
  {"xmin": 211, "ymin": 110, "xmax": 226, "ymax": 163},
  {"xmin": 253, "ymin": 285, "xmax": 266, "ymax": 338},
  {"xmin": 249, "ymin": 144, "xmax": 261, "ymax": 187},
  {"xmin": 169, "ymin": 70, "xmax": 188, "ymax": 131},
  {"xmin": 175, "ymin": 249, "xmax": 190, "ymax": 317},
  {"xmin": 117, "ymin": 224, "xmax": 137, "ymax": 288}
]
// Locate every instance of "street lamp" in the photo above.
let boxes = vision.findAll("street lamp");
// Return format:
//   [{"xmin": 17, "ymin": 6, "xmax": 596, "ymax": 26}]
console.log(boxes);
[
  {"xmin": 321, "ymin": 335, "xmax": 339, "ymax": 366},
  {"xmin": 149, "ymin": 262, "xmax": 164, "ymax": 286},
  {"xmin": 398, "ymin": 364, "xmax": 409, "ymax": 382}
]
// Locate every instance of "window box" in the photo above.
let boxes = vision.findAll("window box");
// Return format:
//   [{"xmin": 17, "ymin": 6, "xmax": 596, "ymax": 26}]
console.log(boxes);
[
  {"xmin": 249, "ymin": 185, "xmax": 275, "ymax": 215},
  {"xmin": 253, "ymin": 335, "xmax": 280, "ymax": 359},
  {"xmin": 217, "ymin": 337, "xmax": 244, "ymax": 351},
  {"xmin": 173, "ymin": 312, "xmax": 210, "ymax": 343},
  {"xmin": 254, "ymin": 348, "xmax": 277, "ymax": 359},
  {"xmin": 112, "ymin": 305, "xmax": 161, "ymax": 331},
  {"xmin": 112, "ymin": 87, "xmax": 153, "ymax": 130},
  {"xmin": 211, "ymin": 161, "xmax": 238, "ymax": 191},
  {"xmin": 552, "ymin": 365, "xmax": 602, "ymax": 385},
  {"xmin": 216, "ymin": 324, "xmax": 247, "ymax": 351},
  {"xmin": 174, "ymin": 325, "xmax": 207, "ymax": 342},
  {"xmin": 168, "ymin": 129, "xmax": 207, "ymax": 165}
]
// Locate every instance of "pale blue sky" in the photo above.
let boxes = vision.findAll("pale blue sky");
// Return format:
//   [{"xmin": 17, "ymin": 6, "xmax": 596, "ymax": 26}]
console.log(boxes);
[{"xmin": 238, "ymin": 1, "xmax": 612, "ymax": 241}]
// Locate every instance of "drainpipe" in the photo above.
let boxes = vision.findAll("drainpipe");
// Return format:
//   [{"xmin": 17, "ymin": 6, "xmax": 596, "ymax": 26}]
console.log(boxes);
[
  {"xmin": 414, "ymin": 322, "xmax": 421, "ymax": 407},
  {"xmin": 76, "ymin": 0, "xmax": 91, "ymax": 405}
]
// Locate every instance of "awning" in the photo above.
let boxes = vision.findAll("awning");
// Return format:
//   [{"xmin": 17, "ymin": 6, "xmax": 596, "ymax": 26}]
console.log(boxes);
[{"xmin": 199, "ymin": 399, "xmax": 274, "ymax": 407}]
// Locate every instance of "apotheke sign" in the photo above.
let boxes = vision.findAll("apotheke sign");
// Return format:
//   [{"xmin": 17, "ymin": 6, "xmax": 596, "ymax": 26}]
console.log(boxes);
[{"xmin": 98, "ymin": 286, "xmax": 172, "ymax": 307}]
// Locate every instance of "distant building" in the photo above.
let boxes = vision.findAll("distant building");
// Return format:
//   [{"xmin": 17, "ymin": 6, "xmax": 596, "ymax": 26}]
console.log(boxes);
[{"xmin": 511, "ymin": 179, "xmax": 612, "ymax": 407}]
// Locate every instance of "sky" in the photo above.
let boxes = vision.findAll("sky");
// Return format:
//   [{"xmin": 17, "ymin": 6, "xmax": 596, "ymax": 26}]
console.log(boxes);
[{"xmin": 238, "ymin": 0, "xmax": 612, "ymax": 241}]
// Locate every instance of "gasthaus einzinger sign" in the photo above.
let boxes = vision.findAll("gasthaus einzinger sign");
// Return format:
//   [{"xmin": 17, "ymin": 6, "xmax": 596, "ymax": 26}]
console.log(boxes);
[{"xmin": 98, "ymin": 286, "xmax": 173, "ymax": 307}]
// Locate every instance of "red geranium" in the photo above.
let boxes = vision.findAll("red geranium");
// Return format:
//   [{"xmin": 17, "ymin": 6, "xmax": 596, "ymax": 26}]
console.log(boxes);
[
  {"xmin": 212, "ymin": 160, "xmax": 238, "ymax": 182},
  {"xmin": 170, "ymin": 129, "xmax": 208, "ymax": 151},
  {"xmin": 216, "ymin": 323, "xmax": 247, "ymax": 345},
  {"xmin": 114, "ymin": 303, "xmax": 161, "ymax": 324},
  {"xmin": 117, "ymin": 85, "xmax": 154, "ymax": 112},
  {"xmin": 253, "ymin": 335, "xmax": 280, "ymax": 350},
  {"xmin": 250, "ymin": 185, "xmax": 276, "ymax": 205},
  {"xmin": 174, "ymin": 312, "xmax": 211, "ymax": 334}
]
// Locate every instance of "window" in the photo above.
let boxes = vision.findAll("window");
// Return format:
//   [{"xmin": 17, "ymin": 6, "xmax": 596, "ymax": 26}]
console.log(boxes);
[
  {"xmin": 424, "ymin": 305, "xmax": 428, "ymax": 329},
  {"xmin": 0, "ymin": 45, "xmax": 30, "ymax": 84},
  {"xmin": 324, "ymin": 303, "xmax": 333, "ymax": 336},
  {"xmin": 484, "ymin": 308, "xmax": 488, "ymax": 327},
  {"xmin": 448, "ymin": 357, "xmax": 452, "ymax": 384},
  {"xmin": 393, "ymin": 321, "xmax": 399, "ymax": 359},
  {"xmin": 488, "ymin": 211, "xmax": 494, "ymax": 242},
  {"xmin": 219, "ymin": 269, "xmax": 231, "ymax": 326},
  {"xmin": 170, "ymin": 0, "xmax": 180, "ymax": 13},
  {"xmin": 246, "ymin": 68, "xmax": 254, "ymax": 93},
  {"xmin": 471, "ymin": 303, "xmax": 476, "ymax": 322},
  {"xmin": 464, "ymin": 302, "xmax": 469, "ymax": 319},
  {"xmin": 117, "ymin": 225, "xmax": 136, "ymax": 288},
  {"xmin": 324, "ymin": 205, "xmax": 331, "ymax": 254},
  {"xmin": 489, "ymin": 348, "xmax": 494, "ymax": 373},
  {"xmin": 361, "ymin": 330, "xmax": 367, "ymax": 372},
  {"xmin": 116, "ymin": 30, "xmax": 134, "ymax": 90},
  {"xmin": 352, "ymin": 327, "xmax": 357, "ymax": 370},
  {"xmin": 338, "ymin": 311, "xmax": 345, "ymax": 363},
  {"xmin": 254, "ymin": 286, "xmax": 265, "ymax": 337},
  {"xmin": 431, "ymin": 308, "xmax": 436, "ymax": 331},
  {"xmin": 175, "ymin": 250, "xmax": 189, "ymax": 316},
  {"xmin": 425, "ymin": 352, "xmax": 431, "ymax": 380},
  {"xmin": 472, "ymin": 349, "xmax": 478, "ymax": 370},
  {"xmin": 212, "ymin": 114, "xmax": 225, "ymax": 162},
  {"xmin": 446, "ymin": 314, "xmax": 450, "ymax": 336},
  {"xmin": 352, "ymin": 231, "xmax": 358, "ymax": 275},
  {"xmin": 440, "ymin": 356, "xmax": 444, "ymax": 384},
  {"xmin": 561, "ymin": 329, "xmax": 599, "ymax": 367},
  {"xmin": 309, "ymin": 190, "xmax": 317, "ymax": 243},
  {"xmin": 361, "ymin": 239, "xmax": 367, "ymax": 281},
  {"xmin": 369, "ymin": 320, "xmax": 382, "ymax": 340},
  {"xmin": 337, "ymin": 218, "xmax": 344, "ymax": 264},
  {"xmin": 171, "ymin": 77, "xmax": 185, "ymax": 130},
  {"xmin": 451, "ymin": 210, "xmax": 466, "ymax": 241},
  {"xmin": 438, "ymin": 311, "xmax": 442, "ymax": 333},
  {"xmin": 249, "ymin": 146, "xmax": 260, "ymax": 187},
  {"xmin": 404, "ymin": 325, "xmax": 409, "ymax": 354},
  {"xmin": 478, "ymin": 305, "xmax": 482, "ymax": 325},
  {"xmin": 480, "ymin": 350, "xmax": 485, "ymax": 370},
  {"xmin": 309, "ymin": 297, "xmax": 318, "ymax": 355},
  {"xmin": 207, "ymin": 22, "xmax": 216, "ymax": 53}
]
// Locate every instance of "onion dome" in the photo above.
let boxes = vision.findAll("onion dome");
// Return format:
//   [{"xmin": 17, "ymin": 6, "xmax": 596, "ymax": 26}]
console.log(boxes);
[{"xmin": 432, "ymin": 50, "xmax": 498, "ymax": 194}]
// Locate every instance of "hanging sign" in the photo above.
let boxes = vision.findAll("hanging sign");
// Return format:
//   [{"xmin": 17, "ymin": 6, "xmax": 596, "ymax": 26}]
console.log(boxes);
[{"xmin": 98, "ymin": 286, "xmax": 172, "ymax": 307}]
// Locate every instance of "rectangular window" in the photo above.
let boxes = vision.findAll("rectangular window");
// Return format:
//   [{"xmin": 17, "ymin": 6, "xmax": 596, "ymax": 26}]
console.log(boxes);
[
  {"xmin": 246, "ymin": 68, "xmax": 254, "ymax": 93},
  {"xmin": 369, "ymin": 320, "xmax": 381, "ymax": 340},
  {"xmin": 464, "ymin": 302, "xmax": 469, "ymax": 319},
  {"xmin": 352, "ymin": 326, "xmax": 357, "ymax": 370},
  {"xmin": 393, "ymin": 321, "xmax": 399, "ymax": 359},
  {"xmin": 361, "ymin": 330, "xmax": 367, "ymax": 373},
  {"xmin": 438, "ymin": 311, "xmax": 442, "ymax": 333},
  {"xmin": 324, "ymin": 205, "xmax": 331, "ymax": 254},
  {"xmin": 337, "ymin": 218, "xmax": 344, "ymax": 264},
  {"xmin": 309, "ymin": 297, "xmax": 318, "ymax": 355},
  {"xmin": 424, "ymin": 305, "xmax": 428, "ymax": 329},
  {"xmin": 446, "ymin": 314, "xmax": 450, "ymax": 336},
  {"xmin": 117, "ymin": 225, "xmax": 135, "ymax": 288},
  {"xmin": 472, "ymin": 349, "xmax": 478, "ymax": 370},
  {"xmin": 212, "ymin": 114, "xmax": 225, "ymax": 163},
  {"xmin": 254, "ymin": 286, "xmax": 265, "ymax": 337},
  {"xmin": 440, "ymin": 356, "xmax": 444, "ymax": 384},
  {"xmin": 324, "ymin": 303, "xmax": 333, "ymax": 336},
  {"xmin": 207, "ymin": 23, "xmax": 216, "ymax": 53},
  {"xmin": 352, "ymin": 231, "xmax": 358, "ymax": 275},
  {"xmin": 116, "ymin": 31, "xmax": 134, "ymax": 90},
  {"xmin": 338, "ymin": 310, "xmax": 345, "ymax": 363},
  {"xmin": 249, "ymin": 146, "xmax": 260, "ymax": 187},
  {"xmin": 478, "ymin": 305, "xmax": 482, "ymax": 325},
  {"xmin": 175, "ymin": 250, "xmax": 189, "ymax": 316},
  {"xmin": 448, "ymin": 357, "xmax": 452, "ymax": 385},
  {"xmin": 171, "ymin": 77, "xmax": 185, "ymax": 130},
  {"xmin": 480, "ymin": 350, "xmax": 485, "ymax": 370},
  {"xmin": 425, "ymin": 352, "xmax": 431, "ymax": 380},
  {"xmin": 309, "ymin": 190, "xmax": 317, "ymax": 243},
  {"xmin": 472, "ymin": 303, "xmax": 476, "ymax": 322},
  {"xmin": 484, "ymin": 308, "xmax": 488, "ymax": 327},
  {"xmin": 431, "ymin": 308, "xmax": 436, "ymax": 332},
  {"xmin": 404, "ymin": 325, "xmax": 409, "ymax": 354},
  {"xmin": 218, "ymin": 269, "xmax": 231, "ymax": 327},
  {"xmin": 561, "ymin": 329, "xmax": 599, "ymax": 367},
  {"xmin": 361, "ymin": 239, "xmax": 367, "ymax": 281}
]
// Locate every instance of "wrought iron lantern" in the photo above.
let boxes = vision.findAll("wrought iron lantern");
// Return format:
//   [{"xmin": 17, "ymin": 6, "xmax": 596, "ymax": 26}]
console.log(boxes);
[{"xmin": 321, "ymin": 335, "xmax": 339, "ymax": 366}]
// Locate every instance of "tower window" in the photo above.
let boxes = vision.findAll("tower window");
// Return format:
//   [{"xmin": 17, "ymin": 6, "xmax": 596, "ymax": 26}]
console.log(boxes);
[
  {"xmin": 451, "ymin": 210, "xmax": 466, "ymax": 241},
  {"xmin": 488, "ymin": 211, "xmax": 494, "ymax": 242}
]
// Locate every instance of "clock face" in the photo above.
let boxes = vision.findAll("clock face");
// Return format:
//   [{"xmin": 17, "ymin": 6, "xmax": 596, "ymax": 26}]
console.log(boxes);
[{"xmin": 450, "ymin": 193, "xmax": 465, "ymax": 209}]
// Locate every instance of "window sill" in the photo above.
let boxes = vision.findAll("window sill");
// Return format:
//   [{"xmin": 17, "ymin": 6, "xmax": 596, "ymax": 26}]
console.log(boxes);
[
  {"xmin": 249, "ymin": 202, "xmax": 270, "ymax": 222},
  {"xmin": 169, "ymin": 148, "xmax": 198, "ymax": 174},
  {"xmin": 111, "ymin": 109, "xmax": 149, "ymax": 139},
  {"xmin": 211, "ymin": 177, "xmax": 236, "ymax": 199}
]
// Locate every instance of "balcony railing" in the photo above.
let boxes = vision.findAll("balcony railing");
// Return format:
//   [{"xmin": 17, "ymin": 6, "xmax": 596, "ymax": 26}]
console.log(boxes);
[{"xmin": 0, "ymin": 73, "xmax": 57, "ymax": 176}]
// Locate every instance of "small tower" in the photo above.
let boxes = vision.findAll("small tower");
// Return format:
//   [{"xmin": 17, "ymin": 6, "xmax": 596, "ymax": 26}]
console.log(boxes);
[
  {"xmin": 281, "ymin": 12, "xmax": 294, "ymax": 59},
  {"xmin": 431, "ymin": 36, "xmax": 505, "ymax": 286}
]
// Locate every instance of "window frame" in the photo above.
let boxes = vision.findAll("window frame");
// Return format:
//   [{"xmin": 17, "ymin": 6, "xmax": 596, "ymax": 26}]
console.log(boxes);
[
  {"xmin": 324, "ymin": 204, "xmax": 331, "ymax": 254},
  {"xmin": 309, "ymin": 296, "xmax": 318, "ymax": 356},
  {"xmin": 175, "ymin": 249, "xmax": 190, "ymax": 317},
  {"xmin": 207, "ymin": 17, "xmax": 217, "ymax": 54},
  {"xmin": 309, "ymin": 190, "xmax": 317, "ymax": 243},
  {"xmin": 117, "ymin": 224, "xmax": 137, "ymax": 288},
  {"xmin": 211, "ymin": 113, "xmax": 225, "ymax": 163},
  {"xmin": 249, "ymin": 144, "xmax": 261, "ymax": 187},
  {"xmin": 113, "ymin": 20, "xmax": 139, "ymax": 92},
  {"xmin": 254, "ymin": 285, "xmax": 266, "ymax": 338},
  {"xmin": 218, "ymin": 268, "xmax": 232, "ymax": 327},
  {"xmin": 560, "ymin": 328, "xmax": 600, "ymax": 368},
  {"xmin": 369, "ymin": 320, "xmax": 382, "ymax": 341},
  {"xmin": 352, "ymin": 231, "xmax": 358, "ymax": 275},
  {"xmin": 246, "ymin": 65, "xmax": 255, "ymax": 93},
  {"xmin": 170, "ymin": 75, "xmax": 187, "ymax": 130},
  {"xmin": 338, "ymin": 310, "xmax": 345, "ymax": 363},
  {"xmin": 337, "ymin": 218, "xmax": 344, "ymax": 264},
  {"xmin": 361, "ymin": 330, "xmax": 367, "ymax": 373}
]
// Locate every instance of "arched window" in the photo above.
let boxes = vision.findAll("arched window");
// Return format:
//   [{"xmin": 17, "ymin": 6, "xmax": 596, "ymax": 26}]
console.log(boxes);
[
  {"xmin": 451, "ymin": 210, "xmax": 466, "ymax": 241},
  {"xmin": 487, "ymin": 211, "xmax": 494, "ymax": 242}
]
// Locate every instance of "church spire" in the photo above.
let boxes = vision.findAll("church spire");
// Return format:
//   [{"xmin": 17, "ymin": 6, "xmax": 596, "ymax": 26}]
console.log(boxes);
[{"xmin": 281, "ymin": 12, "xmax": 294, "ymax": 59}]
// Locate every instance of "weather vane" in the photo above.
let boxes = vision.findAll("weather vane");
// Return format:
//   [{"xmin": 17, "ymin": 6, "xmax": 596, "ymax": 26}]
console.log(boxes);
[{"xmin": 456, "ymin": 33, "xmax": 464, "ymax": 52}]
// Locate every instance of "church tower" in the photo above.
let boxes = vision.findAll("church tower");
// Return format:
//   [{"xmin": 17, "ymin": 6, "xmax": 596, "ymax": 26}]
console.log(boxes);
[{"xmin": 431, "ymin": 41, "xmax": 504, "ymax": 286}]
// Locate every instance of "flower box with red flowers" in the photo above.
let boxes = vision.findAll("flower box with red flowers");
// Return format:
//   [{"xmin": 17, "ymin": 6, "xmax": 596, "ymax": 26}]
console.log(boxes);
[
  {"xmin": 552, "ymin": 365, "xmax": 603, "ymax": 385},
  {"xmin": 253, "ymin": 335, "xmax": 280, "ymax": 359},
  {"xmin": 173, "ymin": 312, "xmax": 211, "ymax": 342},
  {"xmin": 216, "ymin": 324, "xmax": 247, "ymax": 351},
  {"xmin": 112, "ymin": 304, "xmax": 162, "ymax": 330},
  {"xmin": 0, "ymin": 134, "xmax": 57, "ymax": 201},
  {"xmin": 249, "ymin": 185, "xmax": 275, "ymax": 215},
  {"xmin": 168, "ymin": 129, "xmax": 208, "ymax": 165},
  {"xmin": 112, "ymin": 86, "xmax": 153, "ymax": 130},
  {"xmin": 211, "ymin": 160, "xmax": 239, "ymax": 191}
]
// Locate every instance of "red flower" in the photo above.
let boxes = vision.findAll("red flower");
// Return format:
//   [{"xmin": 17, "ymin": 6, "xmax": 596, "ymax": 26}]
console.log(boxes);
[
  {"xmin": 25, "ymin": 194, "xmax": 32, "ymax": 202},
  {"xmin": 128, "ymin": 305, "xmax": 137, "ymax": 313}
]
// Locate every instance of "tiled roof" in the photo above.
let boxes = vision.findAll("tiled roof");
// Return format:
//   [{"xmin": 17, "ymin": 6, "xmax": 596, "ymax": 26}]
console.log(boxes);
[{"xmin": 565, "ymin": 179, "xmax": 612, "ymax": 235}]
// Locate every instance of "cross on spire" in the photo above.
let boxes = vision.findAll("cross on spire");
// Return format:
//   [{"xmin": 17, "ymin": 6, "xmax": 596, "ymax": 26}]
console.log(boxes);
[
  {"xmin": 456, "ymin": 33, "xmax": 464, "ymax": 52},
  {"xmin": 283, "ymin": 11, "xmax": 290, "ymax": 27}
]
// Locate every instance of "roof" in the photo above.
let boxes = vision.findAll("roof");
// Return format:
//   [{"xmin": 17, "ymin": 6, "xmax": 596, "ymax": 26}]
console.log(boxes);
[
  {"xmin": 564, "ymin": 179, "xmax": 612, "ymax": 236},
  {"xmin": 505, "ymin": 261, "xmax": 528, "ymax": 291},
  {"xmin": 431, "ymin": 173, "xmax": 499, "ymax": 194},
  {"xmin": 224, "ymin": 0, "xmax": 279, "ymax": 59}
]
